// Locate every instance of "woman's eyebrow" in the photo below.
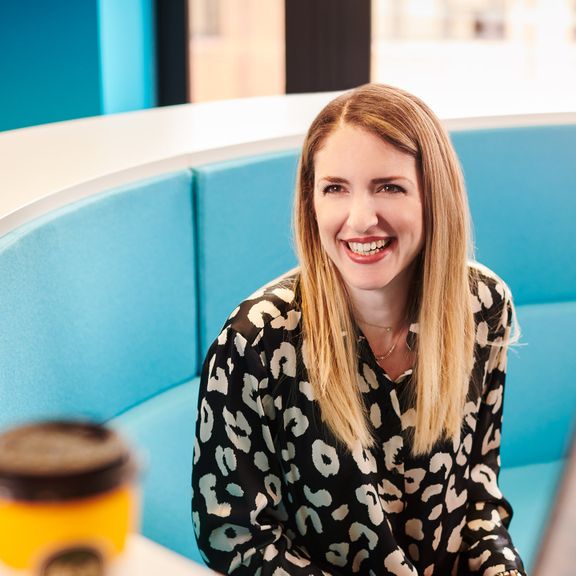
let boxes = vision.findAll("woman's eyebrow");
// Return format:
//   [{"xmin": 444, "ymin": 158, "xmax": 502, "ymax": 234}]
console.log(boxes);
[
  {"xmin": 317, "ymin": 176, "xmax": 349, "ymax": 184},
  {"xmin": 318, "ymin": 176, "xmax": 414, "ymax": 185},
  {"xmin": 371, "ymin": 176, "xmax": 414, "ymax": 185}
]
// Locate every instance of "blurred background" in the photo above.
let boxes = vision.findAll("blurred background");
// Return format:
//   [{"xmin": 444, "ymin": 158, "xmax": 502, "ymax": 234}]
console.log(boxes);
[
  {"xmin": 191, "ymin": 0, "xmax": 576, "ymax": 101},
  {"xmin": 1, "ymin": 0, "xmax": 575, "ymax": 132}
]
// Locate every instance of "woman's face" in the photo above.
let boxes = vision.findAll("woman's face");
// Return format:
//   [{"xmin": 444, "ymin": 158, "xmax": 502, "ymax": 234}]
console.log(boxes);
[{"xmin": 313, "ymin": 123, "xmax": 424, "ymax": 300}]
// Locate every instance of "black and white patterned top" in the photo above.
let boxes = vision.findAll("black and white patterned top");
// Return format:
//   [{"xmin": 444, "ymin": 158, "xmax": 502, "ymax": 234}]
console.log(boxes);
[{"xmin": 192, "ymin": 263, "xmax": 526, "ymax": 576}]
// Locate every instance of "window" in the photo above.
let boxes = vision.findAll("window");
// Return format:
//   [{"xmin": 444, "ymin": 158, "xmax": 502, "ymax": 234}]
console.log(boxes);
[
  {"xmin": 372, "ymin": 0, "xmax": 576, "ymax": 99},
  {"xmin": 188, "ymin": 0, "xmax": 285, "ymax": 102}
]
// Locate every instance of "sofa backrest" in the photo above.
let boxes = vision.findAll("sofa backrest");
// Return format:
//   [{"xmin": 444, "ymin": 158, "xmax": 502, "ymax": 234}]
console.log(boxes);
[
  {"xmin": 0, "ymin": 171, "xmax": 198, "ymax": 430},
  {"xmin": 193, "ymin": 150, "xmax": 300, "ymax": 359},
  {"xmin": 452, "ymin": 125, "xmax": 576, "ymax": 466},
  {"xmin": 503, "ymin": 301, "xmax": 576, "ymax": 466},
  {"xmin": 452, "ymin": 124, "xmax": 576, "ymax": 307}
]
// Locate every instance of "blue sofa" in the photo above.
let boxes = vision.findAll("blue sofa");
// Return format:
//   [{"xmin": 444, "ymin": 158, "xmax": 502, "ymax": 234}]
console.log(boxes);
[
  {"xmin": 452, "ymin": 126, "xmax": 576, "ymax": 568},
  {"xmin": 0, "ymin": 126, "xmax": 574, "ymax": 572}
]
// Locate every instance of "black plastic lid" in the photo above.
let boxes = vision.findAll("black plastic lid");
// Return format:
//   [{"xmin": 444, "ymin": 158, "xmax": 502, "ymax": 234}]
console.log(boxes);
[{"xmin": 0, "ymin": 421, "xmax": 137, "ymax": 502}]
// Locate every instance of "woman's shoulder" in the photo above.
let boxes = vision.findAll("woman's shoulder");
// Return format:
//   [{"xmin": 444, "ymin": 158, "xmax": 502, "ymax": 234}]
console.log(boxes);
[
  {"xmin": 468, "ymin": 260, "xmax": 514, "ymax": 333},
  {"xmin": 468, "ymin": 261, "xmax": 512, "ymax": 303},
  {"xmin": 222, "ymin": 268, "xmax": 302, "ymax": 347}
]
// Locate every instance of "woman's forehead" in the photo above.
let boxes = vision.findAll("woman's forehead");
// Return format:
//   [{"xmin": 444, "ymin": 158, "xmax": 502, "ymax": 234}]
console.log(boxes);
[{"xmin": 313, "ymin": 125, "xmax": 419, "ymax": 181}]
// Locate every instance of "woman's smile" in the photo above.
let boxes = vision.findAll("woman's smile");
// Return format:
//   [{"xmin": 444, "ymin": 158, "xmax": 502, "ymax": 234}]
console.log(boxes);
[{"xmin": 342, "ymin": 236, "xmax": 396, "ymax": 261}]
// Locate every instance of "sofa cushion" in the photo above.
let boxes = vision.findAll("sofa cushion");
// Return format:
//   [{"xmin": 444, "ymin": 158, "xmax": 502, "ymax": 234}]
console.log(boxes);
[
  {"xmin": 111, "ymin": 378, "xmax": 203, "ymax": 565},
  {"xmin": 500, "ymin": 458, "xmax": 565, "ymax": 572},
  {"xmin": 193, "ymin": 150, "xmax": 300, "ymax": 358},
  {"xmin": 452, "ymin": 125, "xmax": 576, "ymax": 307},
  {"xmin": 0, "ymin": 171, "xmax": 198, "ymax": 430},
  {"xmin": 502, "ymin": 301, "xmax": 576, "ymax": 467}
]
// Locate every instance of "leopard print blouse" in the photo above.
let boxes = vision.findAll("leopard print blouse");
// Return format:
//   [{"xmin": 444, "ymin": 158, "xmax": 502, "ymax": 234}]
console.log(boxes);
[{"xmin": 192, "ymin": 264, "xmax": 526, "ymax": 576}]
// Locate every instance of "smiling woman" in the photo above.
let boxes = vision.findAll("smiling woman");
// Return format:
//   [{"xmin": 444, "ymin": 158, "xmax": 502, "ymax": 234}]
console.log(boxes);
[{"xmin": 192, "ymin": 84, "xmax": 526, "ymax": 576}]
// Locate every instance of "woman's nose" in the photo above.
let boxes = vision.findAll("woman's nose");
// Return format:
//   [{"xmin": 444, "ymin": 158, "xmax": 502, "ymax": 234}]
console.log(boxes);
[{"xmin": 347, "ymin": 193, "xmax": 378, "ymax": 233}]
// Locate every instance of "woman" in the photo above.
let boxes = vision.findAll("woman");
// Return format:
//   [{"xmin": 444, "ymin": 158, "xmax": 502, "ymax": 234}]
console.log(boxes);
[{"xmin": 192, "ymin": 84, "xmax": 526, "ymax": 576}]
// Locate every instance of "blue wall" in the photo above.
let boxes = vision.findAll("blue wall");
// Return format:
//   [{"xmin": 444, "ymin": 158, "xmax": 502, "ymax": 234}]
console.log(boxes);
[
  {"xmin": 0, "ymin": 0, "xmax": 155, "ymax": 132},
  {"xmin": 98, "ymin": 0, "xmax": 156, "ymax": 114}
]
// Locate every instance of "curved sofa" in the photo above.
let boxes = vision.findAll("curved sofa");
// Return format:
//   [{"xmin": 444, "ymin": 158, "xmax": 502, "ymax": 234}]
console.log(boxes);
[{"xmin": 0, "ymin": 95, "xmax": 574, "ymax": 572}]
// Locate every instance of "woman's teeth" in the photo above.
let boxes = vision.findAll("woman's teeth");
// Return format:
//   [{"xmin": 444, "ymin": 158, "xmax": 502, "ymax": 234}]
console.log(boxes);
[{"xmin": 347, "ymin": 239, "xmax": 391, "ymax": 255}]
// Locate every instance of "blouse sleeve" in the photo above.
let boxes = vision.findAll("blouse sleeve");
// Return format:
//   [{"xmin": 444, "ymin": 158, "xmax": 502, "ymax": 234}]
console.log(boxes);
[
  {"xmin": 462, "ymin": 290, "xmax": 526, "ymax": 576},
  {"xmin": 191, "ymin": 325, "xmax": 335, "ymax": 576}
]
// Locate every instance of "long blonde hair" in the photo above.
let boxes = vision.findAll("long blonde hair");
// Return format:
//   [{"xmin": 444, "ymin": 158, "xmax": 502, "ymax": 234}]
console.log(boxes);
[{"xmin": 294, "ymin": 83, "xmax": 476, "ymax": 455}]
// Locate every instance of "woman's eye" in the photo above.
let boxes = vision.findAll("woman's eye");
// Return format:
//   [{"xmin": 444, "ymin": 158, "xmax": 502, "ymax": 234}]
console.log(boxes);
[
  {"xmin": 323, "ymin": 184, "xmax": 344, "ymax": 194},
  {"xmin": 379, "ymin": 183, "xmax": 405, "ymax": 194}
]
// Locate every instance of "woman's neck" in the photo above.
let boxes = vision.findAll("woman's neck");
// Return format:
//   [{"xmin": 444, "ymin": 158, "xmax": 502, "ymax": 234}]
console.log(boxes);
[
  {"xmin": 348, "ymin": 283, "xmax": 416, "ymax": 381},
  {"xmin": 349, "ymin": 284, "xmax": 410, "ymax": 333}
]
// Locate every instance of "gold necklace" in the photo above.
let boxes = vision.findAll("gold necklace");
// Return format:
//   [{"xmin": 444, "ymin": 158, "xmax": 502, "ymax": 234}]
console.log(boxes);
[{"xmin": 373, "ymin": 328, "xmax": 402, "ymax": 362}]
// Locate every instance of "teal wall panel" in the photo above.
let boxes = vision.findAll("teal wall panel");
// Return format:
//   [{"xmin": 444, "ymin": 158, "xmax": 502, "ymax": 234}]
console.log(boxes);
[
  {"xmin": 0, "ymin": 0, "xmax": 155, "ymax": 132},
  {"xmin": 0, "ymin": 0, "xmax": 103, "ymax": 131},
  {"xmin": 98, "ymin": 0, "xmax": 156, "ymax": 114}
]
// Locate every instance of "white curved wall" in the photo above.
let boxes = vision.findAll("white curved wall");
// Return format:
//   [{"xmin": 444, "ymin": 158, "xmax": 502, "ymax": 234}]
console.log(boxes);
[{"xmin": 1, "ymin": 90, "xmax": 576, "ymax": 237}]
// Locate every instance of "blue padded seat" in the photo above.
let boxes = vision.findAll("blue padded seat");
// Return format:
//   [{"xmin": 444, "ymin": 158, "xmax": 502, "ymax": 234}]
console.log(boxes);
[
  {"xmin": 500, "ymin": 459, "xmax": 564, "ymax": 569},
  {"xmin": 111, "ymin": 378, "xmax": 203, "ymax": 564},
  {"xmin": 193, "ymin": 150, "xmax": 300, "ymax": 358},
  {"xmin": 0, "ymin": 170, "xmax": 198, "ymax": 431}
]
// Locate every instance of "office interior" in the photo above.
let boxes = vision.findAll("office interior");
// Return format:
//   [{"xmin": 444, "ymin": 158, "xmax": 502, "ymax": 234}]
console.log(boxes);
[{"xmin": 0, "ymin": 1, "xmax": 574, "ymax": 574}]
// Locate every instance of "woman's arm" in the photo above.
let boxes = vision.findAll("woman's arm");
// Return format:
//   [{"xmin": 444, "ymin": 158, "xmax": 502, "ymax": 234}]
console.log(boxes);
[
  {"xmin": 192, "ymin": 325, "xmax": 335, "ymax": 575},
  {"xmin": 462, "ymin": 290, "xmax": 526, "ymax": 576}
]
